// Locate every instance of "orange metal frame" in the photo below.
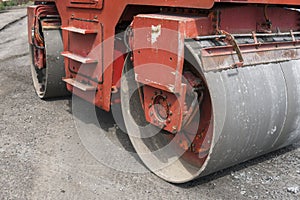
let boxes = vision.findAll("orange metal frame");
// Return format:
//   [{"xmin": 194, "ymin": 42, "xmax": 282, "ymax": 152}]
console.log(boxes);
[{"xmin": 31, "ymin": 0, "xmax": 300, "ymax": 112}]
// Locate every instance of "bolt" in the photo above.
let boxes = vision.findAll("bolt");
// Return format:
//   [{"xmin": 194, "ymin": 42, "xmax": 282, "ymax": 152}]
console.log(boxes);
[
  {"xmin": 169, "ymin": 111, "xmax": 173, "ymax": 116},
  {"xmin": 94, "ymin": 16, "xmax": 98, "ymax": 19},
  {"xmin": 154, "ymin": 91, "xmax": 158, "ymax": 95},
  {"xmin": 168, "ymin": 103, "xmax": 171, "ymax": 107},
  {"xmin": 172, "ymin": 126, "xmax": 177, "ymax": 133},
  {"xmin": 166, "ymin": 118, "xmax": 171, "ymax": 123},
  {"xmin": 148, "ymin": 103, "xmax": 152, "ymax": 108}
]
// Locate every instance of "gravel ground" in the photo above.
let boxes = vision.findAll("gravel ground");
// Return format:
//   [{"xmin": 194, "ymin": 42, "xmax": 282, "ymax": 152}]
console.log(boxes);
[{"xmin": 0, "ymin": 8, "xmax": 299, "ymax": 200}]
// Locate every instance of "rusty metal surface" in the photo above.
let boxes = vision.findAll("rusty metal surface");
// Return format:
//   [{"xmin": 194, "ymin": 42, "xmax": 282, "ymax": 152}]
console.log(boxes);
[
  {"xmin": 121, "ymin": 37, "xmax": 300, "ymax": 183},
  {"xmin": 192, "ymin": 29, "xmax": 300, "ymax": 72},
  {"xmin": 143, "ymin": 85, "xmax": 186, "ymax": 134},
  {"xmin": 201, "ymin": 43, "xmax": 300, "ymax": 71},
  {"xmin": 121, "ymin": 40, "xmax": 300, "ymax": 183},
  {"xmin": 185, "ymin": 40, "xmax": 300, "ymax": 178}
]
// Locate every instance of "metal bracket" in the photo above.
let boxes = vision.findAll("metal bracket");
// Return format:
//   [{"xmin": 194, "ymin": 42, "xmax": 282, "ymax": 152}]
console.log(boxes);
[{"xmin": 219, "ymin": 30, "xmax": 244, "ymax": 68}]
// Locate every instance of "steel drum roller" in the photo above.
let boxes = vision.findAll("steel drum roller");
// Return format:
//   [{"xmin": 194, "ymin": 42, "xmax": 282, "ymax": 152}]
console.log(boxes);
[{"xmin": 121, "ymin": 41, "xmax": 300, "ymax": 183}]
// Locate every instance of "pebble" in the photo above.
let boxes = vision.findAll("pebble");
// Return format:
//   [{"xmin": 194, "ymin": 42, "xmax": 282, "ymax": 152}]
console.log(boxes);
[{"xmin": 287, "ymin": 186, "xmax": 299, "ymax": 194}]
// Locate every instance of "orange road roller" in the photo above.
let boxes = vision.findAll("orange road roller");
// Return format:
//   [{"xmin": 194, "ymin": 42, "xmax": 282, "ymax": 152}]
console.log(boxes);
[{"xmin": 28, "ymin": 0, "xmax": 300, "ymax": 183}]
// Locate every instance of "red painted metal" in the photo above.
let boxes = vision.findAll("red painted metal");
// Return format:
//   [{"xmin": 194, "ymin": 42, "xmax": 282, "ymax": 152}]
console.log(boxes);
[
  {"xmin": 27, "ymin": 5, "xmax": 60, "ymax": 69},
  {"xmin": 215, "ymin": 0, "xmax": 300, "ymax": 5},
  {"xmin": 133, "ymin": 14, "xmax": 211, "ymax": 94},
  {"xmin": 67, "ymin": 0, "xmax": 103, "ymax": 9},
  {"xmin": 30, "ymin": 0, "xmax": 300, "ymax": 112},
  {"xmin": 53, "ymin": 0, "xmax": 215, "ymax": 111},
  {"xmin": 164, "ymin": 69, "xmax": 213, "ymax": 164},
  {"xmin": 112, "ymin": 40, "xmax": 127, "ymax": 89},
  {"xmin": 143, "ymin": 85, "xmax": 187, "ymax": 134},
  {"xmin": 28, "ymin": 0, "xmax": 300, "ymax": 171},
  {"xmin": 216, "ymin": 6, "xmax": 300, "ymax": 34}
]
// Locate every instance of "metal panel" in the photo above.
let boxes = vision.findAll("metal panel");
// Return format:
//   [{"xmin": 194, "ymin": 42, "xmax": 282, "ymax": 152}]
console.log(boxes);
[
  {"xmin": 133, "ymin": 14, "xmax": 210, "ymax": 93},
  {"xmin": 216, "ymin": 0, "xmax": 300, "ymax": 6},
  {"xmin": 68, "ymin": 0, "xmax": 104, "ymax": 9}
]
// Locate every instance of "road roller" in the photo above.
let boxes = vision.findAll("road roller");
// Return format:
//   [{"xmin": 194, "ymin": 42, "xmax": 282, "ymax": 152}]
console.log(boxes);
[{"xmin": 27, "ymin": 0, "xmax": 300, "ymax": 183}]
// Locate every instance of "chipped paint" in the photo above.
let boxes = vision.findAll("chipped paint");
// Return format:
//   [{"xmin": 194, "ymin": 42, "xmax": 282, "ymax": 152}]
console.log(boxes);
[{"xmin": 151, "ymin": 24, "xmax": 161, "ymax": 44}]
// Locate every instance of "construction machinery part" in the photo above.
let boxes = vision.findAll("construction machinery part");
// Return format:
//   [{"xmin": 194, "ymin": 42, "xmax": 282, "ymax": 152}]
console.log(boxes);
[
  {"xmin": 27, "ymin": 1, "xmax": 300, "ymax": 183},
  {"xmin": 121, "ymin": 38, "xmax": 300, "ymax": 183},
  {"xmin": 30, "ymin": 26, "xmax": 69, "ymax": 98}
]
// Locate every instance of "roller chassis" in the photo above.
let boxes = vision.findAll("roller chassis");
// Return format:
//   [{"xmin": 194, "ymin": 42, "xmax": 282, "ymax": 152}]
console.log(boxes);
[{"xmin": 27, "ymin": 1, "xmax": 300, "ymax": 183}]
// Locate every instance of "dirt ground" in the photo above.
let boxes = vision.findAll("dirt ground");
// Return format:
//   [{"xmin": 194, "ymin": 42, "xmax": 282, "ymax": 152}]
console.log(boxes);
[{"xmin": 0, "ymin": 8, "xmax": 299, "ymax": 200}]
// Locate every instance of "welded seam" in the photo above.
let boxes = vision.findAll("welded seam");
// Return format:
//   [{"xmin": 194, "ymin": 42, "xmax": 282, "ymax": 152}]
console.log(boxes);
[{"xmin": 0, "ymin": 15, "xmax": 27, "ymax": 32}]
